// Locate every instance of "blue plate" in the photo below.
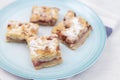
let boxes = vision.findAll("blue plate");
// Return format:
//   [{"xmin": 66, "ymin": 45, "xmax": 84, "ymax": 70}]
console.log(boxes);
[{"xmin": 0, "ymin": 0, "xmax": 107, "ymax": 80}]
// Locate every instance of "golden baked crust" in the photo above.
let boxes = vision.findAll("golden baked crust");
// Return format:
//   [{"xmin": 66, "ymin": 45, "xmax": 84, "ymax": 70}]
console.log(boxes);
[
  {"xmin": 52, "ymin": 10, "xmax": 92, "ymax": 50},
  {"xmin": 30, "ymin": 6, "xmax": 59, "ymax": 26},
  {"xmin": 27, "ymin": 34, "xmax": 62, "ymax": 69},
  {"xmin": 6, "ymin": 21, "xmax": 39, "ymax": 42}
]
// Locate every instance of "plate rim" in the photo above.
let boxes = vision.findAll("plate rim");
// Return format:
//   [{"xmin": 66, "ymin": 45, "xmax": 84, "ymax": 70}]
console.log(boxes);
[{"xmin": 0, "ymin": 0, "xmax": 107, "ymax": 79}]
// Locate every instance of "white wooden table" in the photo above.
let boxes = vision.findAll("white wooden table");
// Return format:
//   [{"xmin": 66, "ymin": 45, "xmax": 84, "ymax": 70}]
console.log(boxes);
[{"xmin": 0, "ymin": 0, "xmax": 120, "ymax": 80}]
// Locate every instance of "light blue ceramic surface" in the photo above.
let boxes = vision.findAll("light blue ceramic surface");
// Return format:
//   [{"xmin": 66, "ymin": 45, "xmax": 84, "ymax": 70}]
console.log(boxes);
[{"xmin": 0, "ymin": 0, "xmax": 107, "ymax": 80}]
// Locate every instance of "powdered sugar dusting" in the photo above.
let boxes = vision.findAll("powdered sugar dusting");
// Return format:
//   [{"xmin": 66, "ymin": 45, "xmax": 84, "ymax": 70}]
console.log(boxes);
[
  {"xmin": 62, "ymin": 17, "xmax": 83, "ymax": 40},
  {"xmin": 29, "ymin": 36, "xmax": 58, "ymax": 55}
]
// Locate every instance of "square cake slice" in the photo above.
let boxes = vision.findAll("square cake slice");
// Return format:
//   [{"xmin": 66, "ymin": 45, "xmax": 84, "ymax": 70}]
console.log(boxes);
[
  {"xmin": 27, "ymin": 34, "xmax": 62, "ymax": 70},
  {"xmin": 52, "ymin": 10, "xmax": 92, "ymax": 50},
  {"xmin": 6, "ymin": 21, "xmax": 39, "ymax": 42},
  {"xmin": 30, "ymin": 6, "xmax": 59, "ymax": 26}
]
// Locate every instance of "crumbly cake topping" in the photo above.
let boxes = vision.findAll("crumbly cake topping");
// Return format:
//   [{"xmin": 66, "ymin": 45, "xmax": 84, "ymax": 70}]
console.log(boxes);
[
  {"xmin": 8, "ymin": 21, "xmax": 23, "ymax": 33},
  {"xmin": 51, "ymin": 9, "xmax": 56, "ymax": 15},
  {"xmin": 7, "ymin": 21, "xmax": 38, "ymax": 36},
  {"xmin": 29, "ymin": 35, "xmax": 58, "ymax": 55},
  {"xmin": 24, "ymin": 23, "xmax": 38, "ymax": 30},
  {"xmin": 23, "ymin": 23, "xmax": 39, "ymax": 36},
  {"xmin": 32, "ymin": 6, "xmax": 58, "ymax": 18},
  {"xmin": 62, "ymin": 17, "xmax": 83, "ymax": 40}
]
